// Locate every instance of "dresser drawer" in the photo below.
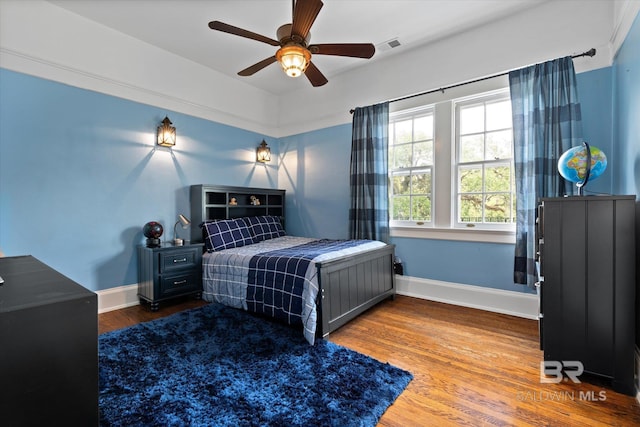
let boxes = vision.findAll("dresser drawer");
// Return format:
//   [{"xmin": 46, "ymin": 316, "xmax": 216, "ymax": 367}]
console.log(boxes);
[
  {"xmin": 159, "ymin": 249, "xmax": 199, "ymax": 273},
  {"xmin": 160, "ymin": 271, "xmax": 200, "ymax": 296}
]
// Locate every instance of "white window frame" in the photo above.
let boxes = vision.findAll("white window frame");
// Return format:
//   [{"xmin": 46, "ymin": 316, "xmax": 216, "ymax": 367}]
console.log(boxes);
[
  {"xmin": 388, "ymin": 106, "xmax": 435, "ymax": 227},
  {"xmin": 388, "ymin": 77, "xmax": 516, "ymax": 244},
  {"xmin": 453, "ymin": 90, "xmax": 515, "ymax": 231}
]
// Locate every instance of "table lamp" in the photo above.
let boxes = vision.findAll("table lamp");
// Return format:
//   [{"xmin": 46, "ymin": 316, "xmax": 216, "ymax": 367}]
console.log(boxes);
[{"xmin": 173, "ymin": 214, "xmax": 191, "ymax": 246}]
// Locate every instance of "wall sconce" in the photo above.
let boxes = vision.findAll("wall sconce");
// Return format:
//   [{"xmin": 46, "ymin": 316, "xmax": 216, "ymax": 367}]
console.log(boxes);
[
  {"xmin": 256, "ymin": 140, "xmax": 271, "ymax": 163},
  {"xmin": 157, "ymin": 116, "xmax": 176, "ymax": 147},
  {"xmin": 173, "ymin": 214, "xmax": 191, "ymax": 246}
]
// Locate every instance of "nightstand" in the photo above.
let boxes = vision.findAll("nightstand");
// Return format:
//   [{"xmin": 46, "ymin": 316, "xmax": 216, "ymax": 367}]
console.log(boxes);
[{"xmin": 138, "ymin": 242, "xmax": 204, "ymax": 311}]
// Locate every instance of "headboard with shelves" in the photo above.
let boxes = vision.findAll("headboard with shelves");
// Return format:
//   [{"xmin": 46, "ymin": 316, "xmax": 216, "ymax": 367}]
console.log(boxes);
[{"xmin": 190, "ymin": 185, "xmax": 286, "ymax": 243}]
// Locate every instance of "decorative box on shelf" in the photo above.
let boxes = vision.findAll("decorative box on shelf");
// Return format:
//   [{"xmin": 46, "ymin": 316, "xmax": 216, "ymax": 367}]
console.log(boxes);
[{"xmin": 137, "ymin": 242, "xmax": 204, "ymax": 311}]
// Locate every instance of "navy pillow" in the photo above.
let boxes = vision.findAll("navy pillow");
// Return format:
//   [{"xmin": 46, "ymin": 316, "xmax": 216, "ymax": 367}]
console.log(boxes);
[
  {"xmin": 244, "ymin": 216, "xmax": 286, "ymax": 242},
  {"xmin": 201, "ymin": 218, "xmax": 255, "ymax": 252}
]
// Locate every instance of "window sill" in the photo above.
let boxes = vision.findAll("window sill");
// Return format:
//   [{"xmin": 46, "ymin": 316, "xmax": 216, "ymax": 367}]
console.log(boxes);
[{"xmin": 390, "ymin": 226, "xmax": 515, "ymax": 244}]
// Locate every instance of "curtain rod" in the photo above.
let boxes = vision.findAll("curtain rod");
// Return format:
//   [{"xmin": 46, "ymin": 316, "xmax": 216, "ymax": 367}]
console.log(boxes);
[{"xmin": 349, "ymin": 48, "xmax": 596, "ymax": 114}]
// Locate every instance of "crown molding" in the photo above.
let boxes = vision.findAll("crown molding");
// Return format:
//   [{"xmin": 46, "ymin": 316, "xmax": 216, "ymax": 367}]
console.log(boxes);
[
  {"xmin": 0, "ymin": 47, "xmax": 279, "ymax": 137},
  {"xmin": 610, "ymin": 0, "xmax": 640, "ymax": 57}
]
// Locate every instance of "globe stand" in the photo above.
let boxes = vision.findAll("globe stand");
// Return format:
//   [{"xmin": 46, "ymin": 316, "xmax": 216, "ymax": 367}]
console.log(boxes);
[
  {"xmin": 146, "ymin": 238, "xmax": 161, "ymax": 248},
  {"xmin": 575, "ymin": 142, "xmax": 592, "ymax": 196}
]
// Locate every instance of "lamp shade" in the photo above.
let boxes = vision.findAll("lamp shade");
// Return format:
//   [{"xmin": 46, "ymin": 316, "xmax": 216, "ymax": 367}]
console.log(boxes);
[
  {"xmin": 276, "ymin": 45, "xmax": 311, "ymax": 78},
  {"xmin": 157, "ymin": 116, "xmax": 176, "ymax": 147}
]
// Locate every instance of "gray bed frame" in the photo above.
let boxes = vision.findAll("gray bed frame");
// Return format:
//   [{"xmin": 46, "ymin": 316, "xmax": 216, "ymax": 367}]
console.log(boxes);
[
  {"xmin": 315, "ymin": 243, "xmax": 396, "ymax": 337},
  {"xmin": 189, "ymin": 184, "xmax": 396, "ymax": 338}
]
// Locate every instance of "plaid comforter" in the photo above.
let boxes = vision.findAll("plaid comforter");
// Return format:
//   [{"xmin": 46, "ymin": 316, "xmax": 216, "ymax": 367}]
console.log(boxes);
[{"xmin": 202, "ymin": 236, "xmax": 385, "ymax": 344}]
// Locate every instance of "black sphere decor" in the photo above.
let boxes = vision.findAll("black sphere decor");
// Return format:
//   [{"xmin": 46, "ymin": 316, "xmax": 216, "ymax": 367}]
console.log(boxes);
[{"xmin": 143, "ymin": 221, "xmax": 163, "ymax": 247}]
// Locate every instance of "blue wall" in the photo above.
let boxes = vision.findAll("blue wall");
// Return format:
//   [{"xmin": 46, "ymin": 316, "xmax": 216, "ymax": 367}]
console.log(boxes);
[
  {"xmin": 577, "ymin": 66, "xmax": 614, "ymax": 196},
  {"xmin": 0, "ymin": 69, "xmax": 278, "ymax": 291},
  {"xmin": 613, "ymin": 12, "xmax": 640, "ymax": 197},
  {"xmin": 0, "ymin": 35, "xmax": 634, "ymax": 295},
  {"xmin": 279, "ymin": 125, "xmax": 352, "ymax": 240}
]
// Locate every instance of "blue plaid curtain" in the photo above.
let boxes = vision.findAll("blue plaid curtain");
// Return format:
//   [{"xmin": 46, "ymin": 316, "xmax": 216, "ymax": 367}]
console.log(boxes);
[
  {"xmin": 349, "ymin": 102, "xmax": 390, "ymax": 242},
  {"xmin": 509, "ymin": 57, "xmax": 584, "ymax": 287}
]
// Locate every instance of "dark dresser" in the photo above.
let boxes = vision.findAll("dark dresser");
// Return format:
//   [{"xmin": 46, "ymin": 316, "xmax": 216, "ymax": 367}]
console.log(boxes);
[
  {"xmin": 538, "ymin": 196, "xmax": 636, "ymax": 395},
  {"xmin": 0, "ymin": 255, "xmax": 98, "ymax": 426}
]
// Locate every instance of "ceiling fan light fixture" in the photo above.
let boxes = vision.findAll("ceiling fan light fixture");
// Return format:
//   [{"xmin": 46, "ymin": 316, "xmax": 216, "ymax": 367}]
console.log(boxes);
[{"xmin": 276, "ymin": 44, "xmax": 311, "ymax": 78}]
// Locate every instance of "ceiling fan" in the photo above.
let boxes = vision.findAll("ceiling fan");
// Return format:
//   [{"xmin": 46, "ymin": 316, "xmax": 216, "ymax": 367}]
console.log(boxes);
[{"xmin": 208, "ymin": 0, "xmax": 375, "ymax": 87}]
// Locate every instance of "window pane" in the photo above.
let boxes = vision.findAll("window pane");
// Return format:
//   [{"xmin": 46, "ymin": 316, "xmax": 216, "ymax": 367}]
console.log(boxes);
[
  {"xmin": 392, "ymin": 143, "xmax": 412, "ymax": 169},
  {"xmin": 412, "ymin": 196, "xmax": 431, "ymax": 221},
  {"xmin": 413, "ymin": 140, "xmax": 433, "ymax": 166},
  {"xmin": 459, "ymin": 195, "xmax": 483, "ymax": 223},
  {"xmin": 389, "ymin": 108, "xmax": 434, "ymax": 225},
  {"xmin": 414, "ymin": 115, "xmax": 433, "ymax": 140},
  {"xmin": 485, "ymin": 130, "xmax": 512, "ymax": 160},
  {"xmin": 485, "ymin": 164, "xmax": 511, "ymax": 192},
  {"xmin": 484, "ymin": 194, "xmax": 511, "ymax": 222},
  {"xmin": 486, "ymin": 100, "xmax": 512, "ymax": 131},
  {"xmin": 392, "ymin": 174, "xmax": 410, "ymax": 195},
  {"xmin": 391, "ymin": 196, "xmax": 410, "ymax": 220},
  {"xmin": 459, "ymin": 134, "xmax": 484, "ymax": 162},
  {"xmin": 411, "ymin": 170, "xmax": 432, "ymax": 194},
  {"xmin": 394, "ymin": 119, "xmax": 413, "ymax": 143},
  {"xmin": 458, "ymin": 166, "xmax": 482, "ymax": 192},
  {"xmin": 460, "ymin": 104, "xmax": 484, "ymax": 134}
]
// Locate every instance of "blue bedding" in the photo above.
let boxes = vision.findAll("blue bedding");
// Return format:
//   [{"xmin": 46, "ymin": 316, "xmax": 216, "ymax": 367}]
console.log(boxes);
[{"xmin": 202, "ymin": 236, "xmax": 385, "ymax": 344}]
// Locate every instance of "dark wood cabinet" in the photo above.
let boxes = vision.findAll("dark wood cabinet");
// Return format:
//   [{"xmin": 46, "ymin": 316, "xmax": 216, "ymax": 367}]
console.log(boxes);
[
  {"xmin": 190, "ymin": 185, "xmax": 285, "ymax": 243},
  {"xmin": 138, "ymin": 242, "xmax": 204, "ymax": 311},
  {"xmin": 0, "ymin": 255, "xmax": 98, "ymax": 426},
  {"xmin": 538, "ymin": 196, "xmax": 636, "ymax": 395}
]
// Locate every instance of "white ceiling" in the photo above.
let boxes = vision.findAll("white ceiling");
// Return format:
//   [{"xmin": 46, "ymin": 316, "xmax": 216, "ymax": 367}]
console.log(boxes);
[{"xmin": 47, "ymin": 0, "xmax": 549, "ymax": 95}]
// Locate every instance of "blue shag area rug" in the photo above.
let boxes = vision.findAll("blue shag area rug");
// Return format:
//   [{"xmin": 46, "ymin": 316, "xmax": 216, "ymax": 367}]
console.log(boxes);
[{"xmin": 99, "ymin": 303, "xmax": 412, "ymax": 426}]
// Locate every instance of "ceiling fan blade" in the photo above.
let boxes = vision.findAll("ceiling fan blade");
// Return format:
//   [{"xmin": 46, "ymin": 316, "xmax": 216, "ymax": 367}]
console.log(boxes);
[
  {"xmin": 209, "ymin": 21, "xmax": 280, "ymax": 47},
  {"xmin": 304, "ymin": 61, "xmax": 328, "ymax": 87},
  {"xmin": 238, "ymin": 56, "xmax": 278, "ymax": 76},
  {"xmin": 291, "ymin": 0, "xmax": 323, "ymax": 40},
  {"xmin": 309, "ymin": 43, "xmax": 375, "ymax": 59}
]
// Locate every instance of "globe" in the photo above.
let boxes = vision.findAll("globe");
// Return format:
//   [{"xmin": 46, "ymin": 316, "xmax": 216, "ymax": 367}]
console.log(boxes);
[
  {"xmin": 558, "ymin": 143, "xmax": 607, "ymax": 194},
  {"xmin": 143, "ymin": 221, "xmax": 163, "ymax": 247}
]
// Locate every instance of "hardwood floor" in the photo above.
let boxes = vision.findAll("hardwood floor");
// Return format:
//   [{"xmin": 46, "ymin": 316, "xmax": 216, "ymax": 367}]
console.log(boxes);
[{"xmin": 98, "ymin": 296, "xmax": 640, "ymax": 426}]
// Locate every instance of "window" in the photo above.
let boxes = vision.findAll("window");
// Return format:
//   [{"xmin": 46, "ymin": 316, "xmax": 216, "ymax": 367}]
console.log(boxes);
[
  {"xmin": 388, "ymin": 108, "xmax": 434, "ymax": 225},
  {"xmin": 389, "ymin": 82, "xmax": 516, "ymax": 243},
  {"xmin": 455, "ymin": 93, "xmax": 515, "ymax": 228}
]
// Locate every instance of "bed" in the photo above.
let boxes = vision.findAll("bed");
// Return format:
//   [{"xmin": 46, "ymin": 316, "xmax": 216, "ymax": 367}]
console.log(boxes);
[{"xmin": 189, "ymin": 185, "xmax": 396, "ymax": 343}]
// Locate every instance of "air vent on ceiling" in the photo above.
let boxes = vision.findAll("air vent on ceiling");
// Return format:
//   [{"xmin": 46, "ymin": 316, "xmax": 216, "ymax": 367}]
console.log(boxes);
[
  {"xmin": 377, "ymin": 38, "xmax": 402, "ymax": 52},
  {"xmin": 387, "ymin": 39, "xmax": 401, "ymax": 48}
]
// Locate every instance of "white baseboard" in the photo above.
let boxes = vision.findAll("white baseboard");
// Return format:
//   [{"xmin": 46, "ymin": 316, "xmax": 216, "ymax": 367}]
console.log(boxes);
[
  {"xmin": 395, "ymin": 275, "xmax": 539, "ymax": 320},
  {"xmin": 96, "ymin": 283, "xmax": 139, "ymax": 314},
  {"xmin": 96, "ymin": 276, "xmax": 539, "ymax": 320}
]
